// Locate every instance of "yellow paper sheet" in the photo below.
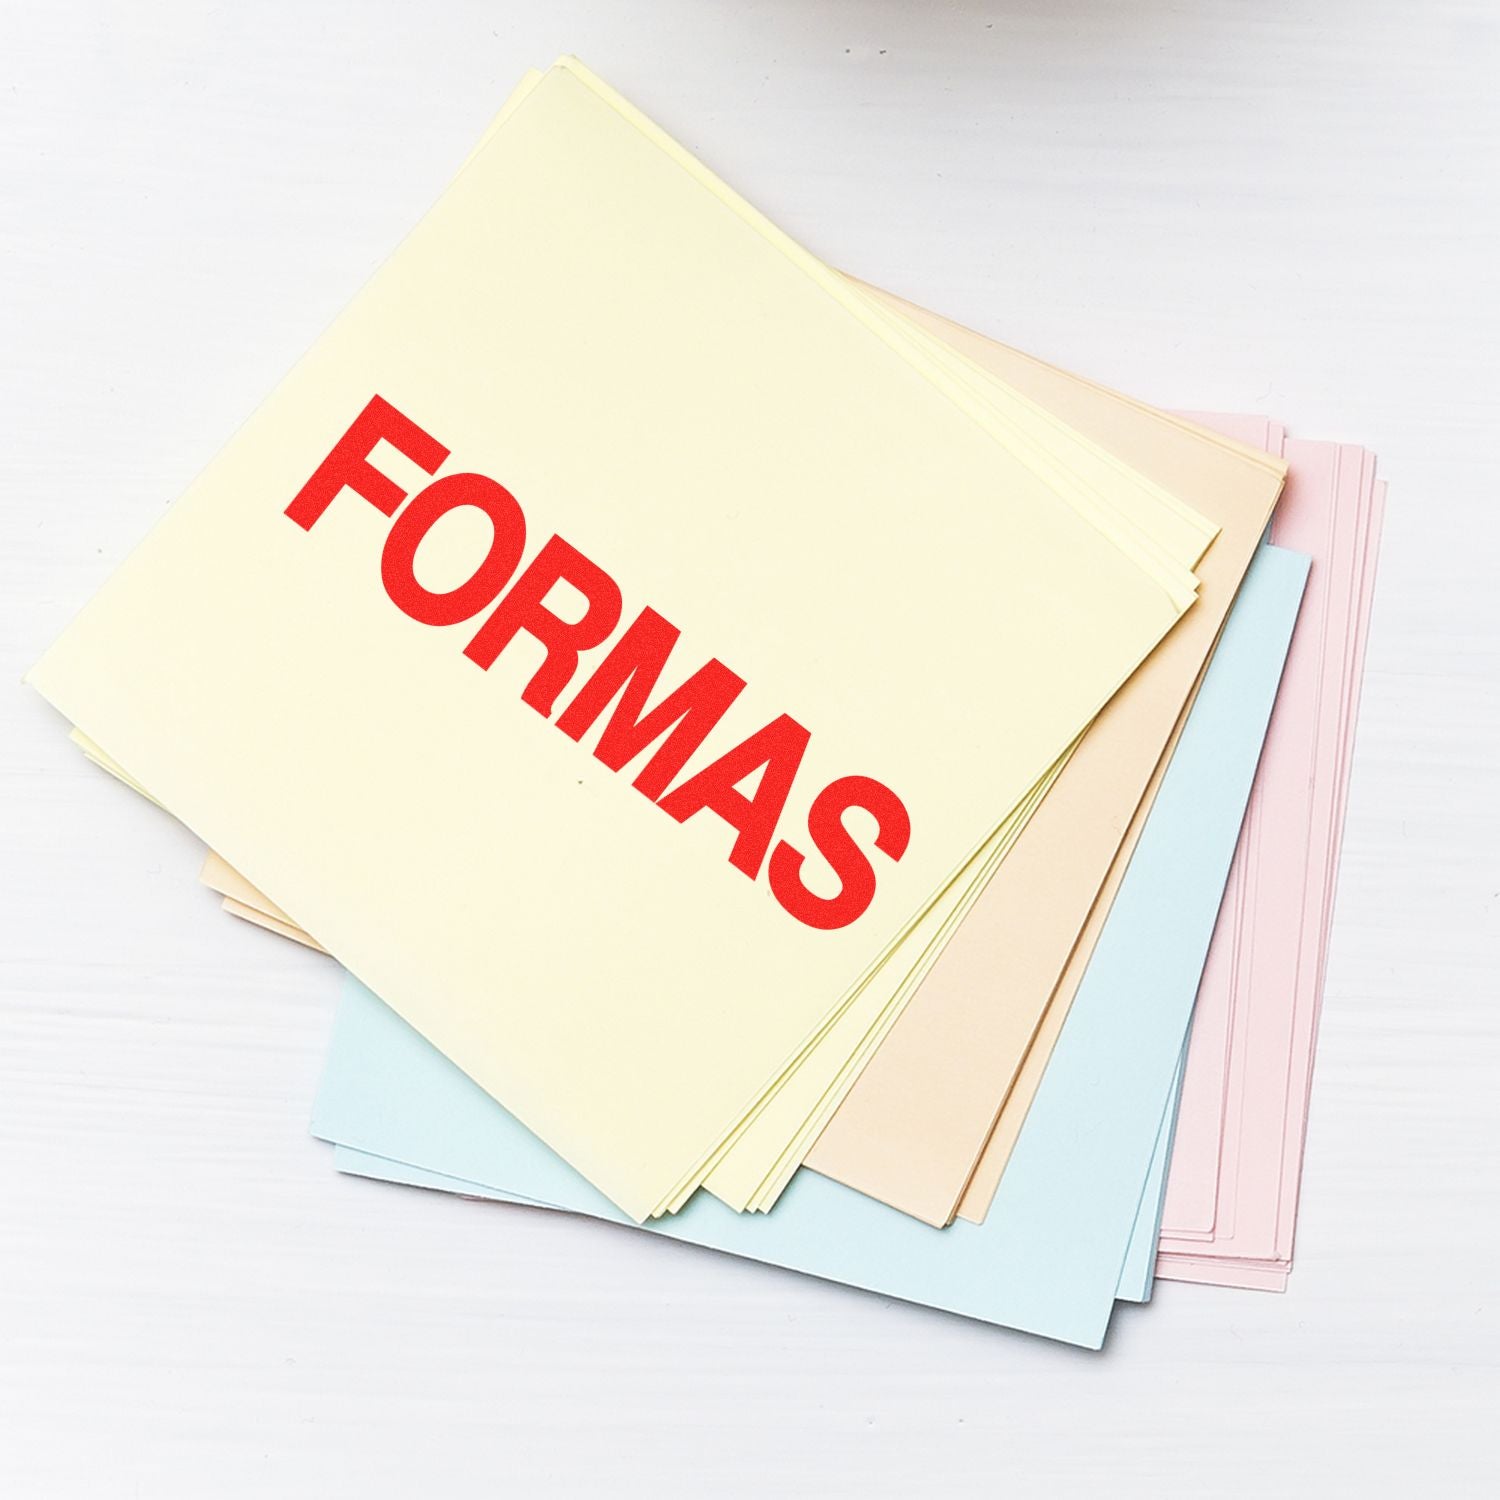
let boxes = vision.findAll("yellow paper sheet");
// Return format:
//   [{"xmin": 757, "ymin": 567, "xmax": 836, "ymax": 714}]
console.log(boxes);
[
  {"xmin": 325, "ymin": 69, "xmax": 1220, "ymax": 1214},
  {"xmin": 72, "ymin": 266, "xmax": 1267, "ymax": 1223},
  {"xmin": 428, "ymin": 71, "xmax": 1228, "ymax": 1214},
  {"xmin": 33, "ymin": 61, "xmax": 1201, "ymax": 1220}
]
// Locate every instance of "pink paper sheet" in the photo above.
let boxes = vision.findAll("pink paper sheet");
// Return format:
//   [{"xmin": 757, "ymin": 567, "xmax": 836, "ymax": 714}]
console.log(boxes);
[{"xmin": 1154, "ymin": 436, "xmax": 1384, "ymax": 1286}]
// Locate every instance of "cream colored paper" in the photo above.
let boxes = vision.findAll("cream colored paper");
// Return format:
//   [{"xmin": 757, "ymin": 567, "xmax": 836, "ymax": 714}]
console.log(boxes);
[
  {"xmin": 30, "ymin": 61, "xmax": 1199, "ymax": 1220},
  {"xmin": 72, "ymin": 279, "xmax": 1272, "ymax": 1224},
  {"xmin": 221, "ymin": 896, "xmax": 330, "ymax": 953},
  {"xmin": 181, "ymin": 73, "xmax": 1217, "ymax": 1216},
  {"xmin": 439, "ymin": 69, "xmax": 1217, "ymax": 1217},
  {"xmin": 73, "ymin": 283, "xmax": 1275, "ymax": 1222},
  {"xmin": 465, "ymin": 72, "xmax": 1213, "ymax": 602}
]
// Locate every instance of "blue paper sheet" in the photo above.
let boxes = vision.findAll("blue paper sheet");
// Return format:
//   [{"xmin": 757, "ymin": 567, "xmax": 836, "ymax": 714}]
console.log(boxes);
[
  {"xmin": 311, "ymin": 542, "xmax": 1309, "ymax": 1347},
  {"xmin": 1115, "ymin": 1048, "xmax": 1187, "ymax": 1303}
]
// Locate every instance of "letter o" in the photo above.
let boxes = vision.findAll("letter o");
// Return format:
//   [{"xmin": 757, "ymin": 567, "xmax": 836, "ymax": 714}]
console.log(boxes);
[{"xmin": 380, "ymin": 472, "xmax": 527, "ymax": 626}]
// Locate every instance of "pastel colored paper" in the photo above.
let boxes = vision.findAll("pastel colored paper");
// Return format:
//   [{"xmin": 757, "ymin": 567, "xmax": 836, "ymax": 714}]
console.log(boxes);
[
  {"xmin": 308, "ymin": 541, "xmax": 1307, "ymax": 1347},
  {"xmin": 27, "ymin": 60, "xmax": 1207, "ymax": 1221},
  {"xmin": 103, "ymin": 439, "xmax": 1342, "ymax": 1300}
]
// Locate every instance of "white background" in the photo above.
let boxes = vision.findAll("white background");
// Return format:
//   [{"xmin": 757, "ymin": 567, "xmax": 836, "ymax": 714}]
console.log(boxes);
[{"xmin": 3, "ymin": 3, "xmax": 1496, "ymax": 1494}]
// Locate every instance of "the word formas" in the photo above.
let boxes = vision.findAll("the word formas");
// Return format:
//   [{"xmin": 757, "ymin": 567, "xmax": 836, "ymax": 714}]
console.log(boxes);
[{"xmin": 286, "ymin": 395, "xmax": 912, "ymax": 930}]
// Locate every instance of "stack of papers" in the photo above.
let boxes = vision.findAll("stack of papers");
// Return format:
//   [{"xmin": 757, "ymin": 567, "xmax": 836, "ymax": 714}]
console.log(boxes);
[
  {"xmin": 1151, "ymin": 436, "xmax": 1386, "ymax": 1292},
  {"xmin": 32, "ymin": 59, "xmax": 1384, "ymax": 1348}
]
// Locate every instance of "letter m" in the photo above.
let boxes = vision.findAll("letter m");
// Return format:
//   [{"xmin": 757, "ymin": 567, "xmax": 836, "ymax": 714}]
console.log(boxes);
[{"xmin": 552, "ymin": 607, "xmax": 746, "ymax": 802}]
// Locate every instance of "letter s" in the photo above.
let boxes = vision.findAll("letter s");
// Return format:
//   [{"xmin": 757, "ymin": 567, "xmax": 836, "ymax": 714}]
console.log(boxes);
[{"xmin": 768, "ymin": 776, "xmax": 911, "ymax": 931}]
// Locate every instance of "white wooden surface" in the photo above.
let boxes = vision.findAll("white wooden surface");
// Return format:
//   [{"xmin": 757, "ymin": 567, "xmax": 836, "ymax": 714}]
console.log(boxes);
[{"xmin": 3, "ymin": 3, "xmax": 1496, "ymax": 1494}]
